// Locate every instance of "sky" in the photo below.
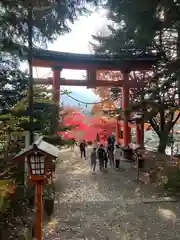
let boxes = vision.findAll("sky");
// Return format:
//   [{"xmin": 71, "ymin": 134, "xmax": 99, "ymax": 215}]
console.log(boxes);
[{"xmin": 33, "ymin": 8, "xmax": 108, "ymax": 100}]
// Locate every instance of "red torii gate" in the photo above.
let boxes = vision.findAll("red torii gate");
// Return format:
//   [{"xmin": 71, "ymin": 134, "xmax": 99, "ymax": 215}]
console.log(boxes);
[{"xmin": 32, "ymin": 49, "xmax": 158, "ymax": 147}]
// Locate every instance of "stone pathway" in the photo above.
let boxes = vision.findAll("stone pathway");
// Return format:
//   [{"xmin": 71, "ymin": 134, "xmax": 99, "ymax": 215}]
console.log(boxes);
[{"xmin": 43, "ymin": 147, "xmax": 180, "ymax": 240}]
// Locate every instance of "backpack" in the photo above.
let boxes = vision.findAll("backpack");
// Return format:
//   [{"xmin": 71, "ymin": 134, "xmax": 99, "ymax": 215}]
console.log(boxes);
[
  {"xmin": 91, "ymin": 152, "xmax": 96, "ymax": 162},
  {"xmin": 97, "ymin": 148, "xmax": 105, "ymax": 159},
  {"xmin": 104, "ymin": 151, "xmax": 108, "ymax": 161},
  {"xmin": 80, "ymin": 142, "xmax": 85, "ymax": 149}
]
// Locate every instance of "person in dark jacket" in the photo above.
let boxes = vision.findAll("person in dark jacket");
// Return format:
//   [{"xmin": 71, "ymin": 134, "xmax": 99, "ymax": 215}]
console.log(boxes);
[
  {"xmin": 104, "ymin": 151, "xmax": 108, "ymax": 169},
  {"xmin": 79, "ymin": 140, "xmax": 87, "ymax": 159},
  {"xmin": 90, "ymin": 148, "xmax": 97, "ymax": 172},
  {"xmin": 107, "ymin": 135, "xmax": 115, "ymax": 147},
  {"xmin": 97, "ymin": 144, "xmax": 106, "ymax": 170}
]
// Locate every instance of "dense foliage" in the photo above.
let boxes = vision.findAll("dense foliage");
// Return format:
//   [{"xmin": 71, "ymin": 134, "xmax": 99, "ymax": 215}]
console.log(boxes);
[
  {"xmin": 91, "ymin": 0, "xmax": 180, "ymax": 152},
  {"xmin": 0, "ymin": 0, "xmax": 98, "ymax": 114},
  {"xmin": 0, "ymin": 0, "xmax": 99, "ymax": 238}
]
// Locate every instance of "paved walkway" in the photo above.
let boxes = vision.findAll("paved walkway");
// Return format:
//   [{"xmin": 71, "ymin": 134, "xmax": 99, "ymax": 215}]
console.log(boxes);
[{"xmin": 43, "ymin": 147, "xmax": 180, "ymax": 240}]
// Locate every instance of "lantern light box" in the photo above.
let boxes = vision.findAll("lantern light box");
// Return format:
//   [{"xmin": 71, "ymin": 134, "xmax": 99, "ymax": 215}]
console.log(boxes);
[{"xmin": 13, "ymin": 137, "xmax": 60, "ymax": 181}]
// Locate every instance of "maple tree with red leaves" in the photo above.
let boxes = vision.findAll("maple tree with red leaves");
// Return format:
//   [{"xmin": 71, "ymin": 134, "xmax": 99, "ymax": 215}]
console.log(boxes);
[{"xmin": 58, "ymin": 108, "xmax": 116, "ymax": 143}]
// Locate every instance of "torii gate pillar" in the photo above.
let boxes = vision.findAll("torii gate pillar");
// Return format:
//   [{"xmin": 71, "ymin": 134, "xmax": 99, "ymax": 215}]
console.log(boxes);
[
  {"xmin": 52, "ymin": 67, "xmax": 62, "ymax": 104},
  {"xmin": 122, "ymin": 71, "xmax": 131, "ymax": 146},
  {"xmin": 52, "ymin": 67, "xmax": 61, "ymax": 133},
  {"xmin": 136, "ymin": 121, "xmax": 144, "ymax": 147},
  {"xmin": 116, "ymin": 117, "xmax": 120, "ymax": 144}
]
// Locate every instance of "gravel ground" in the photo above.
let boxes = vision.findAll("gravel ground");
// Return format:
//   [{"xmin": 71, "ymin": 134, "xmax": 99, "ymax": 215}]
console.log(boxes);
[{"xmin": 43, "ymin": 147, "xmax": 180, "ymax": 240}]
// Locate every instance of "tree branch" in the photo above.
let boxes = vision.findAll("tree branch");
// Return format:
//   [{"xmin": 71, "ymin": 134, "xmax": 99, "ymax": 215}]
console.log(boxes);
[
  {"xmin": 0, "ymin": 165, "xmax": 15, "ymax": 178},
  {"xmin": 149, "ymin": 118, "xmax": 160, "ymax": 137}
]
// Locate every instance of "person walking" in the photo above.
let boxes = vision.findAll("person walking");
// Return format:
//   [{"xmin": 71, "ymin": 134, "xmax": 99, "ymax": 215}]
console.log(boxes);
[
  {"xmin": 92, "ymin": 139, "xmax": 98, "ymax": 149},
  {"xmin": 79, "ymin": 140, "xmax": 87, "ymax": 159},
  {"xmin": 114, "ymin": 144, "xmax": 122, "ymax": 170},
  {"xmin": 107, "ymin": 144, "xmax": 114, "ymax": 167},
  {"xmin": 107, "ymin": 135, "xmax": 115, "ymax": 147},
  {"xmin": 104, "ymin": 150, "xmax": 108, "ymax": 169},
  {"xmin": 97, "ymin": 144, "xmax": 106, "ymax": 170},
  {"xmin": 90, "ymin": 148, "xmax": 97, "ymax": 173},
  {"xmin": 70, "ymin": 138, "xmax": 76, "ymax": 151}
]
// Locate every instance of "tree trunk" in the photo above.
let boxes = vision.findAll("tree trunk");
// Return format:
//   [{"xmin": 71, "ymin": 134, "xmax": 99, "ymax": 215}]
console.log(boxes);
[{"xmin": 158, "ymin": 133, "xmax": 169, "ymax": 153}]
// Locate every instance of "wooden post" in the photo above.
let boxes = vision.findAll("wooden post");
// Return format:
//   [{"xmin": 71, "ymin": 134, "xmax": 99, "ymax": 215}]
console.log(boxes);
[
  {"xmin": 137, "ymin": 157, "xmax": 140, "ymax": 182},
  {"xmin": 36, "ymin": 182, "xmax": 43, "ymax": 240},
  {"xmin": 27, "ymin": 0, "xmax": 34, "ymax": 145},
  {"xmin": 24, "ymin": 131, "xmax": 30, "ymax": 185},
  {"xmin": 136, "ymin": 124, "xmax": 141, "ymax": 145},
  {"xmin": 140, "ymin": 88, "xmax": 145, "ymax": 148},
  {"xmin": 122, "ymin": 71, "xmax": 131, "ymax": 146}
]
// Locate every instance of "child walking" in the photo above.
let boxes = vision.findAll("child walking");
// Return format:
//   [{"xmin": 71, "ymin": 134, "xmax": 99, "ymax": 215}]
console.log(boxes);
[{"xmin": 90, "ymin": 148, "xmax": 97, "ymax": 172}]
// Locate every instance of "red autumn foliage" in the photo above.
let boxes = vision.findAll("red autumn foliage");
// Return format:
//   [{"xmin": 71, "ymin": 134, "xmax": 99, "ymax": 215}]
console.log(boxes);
[{"xmin": 57, "ymin": 111, "xmax": 116, "ymax": 143}]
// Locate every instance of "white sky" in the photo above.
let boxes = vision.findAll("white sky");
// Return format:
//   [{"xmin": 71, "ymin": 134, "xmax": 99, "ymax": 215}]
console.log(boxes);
[{"xmin": 33, "ymin": 8, "xmax": 108, "ymax": 99}]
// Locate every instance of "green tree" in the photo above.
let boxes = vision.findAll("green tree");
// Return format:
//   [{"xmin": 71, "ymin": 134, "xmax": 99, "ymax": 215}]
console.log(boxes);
[
  {"xmin": 0, "ymin": 0, "xmax": 98, "ymax": 229},
  {"xmin": 0, "ymin": 70, "xmax": 28, "ymax": 114},
  {"xmin": 0, "ymin": 0, "xmax": 98, "ymax": 114},
  {"xmin": 91, "ymin": 0, "xmax": 180, "ymax": 153}
]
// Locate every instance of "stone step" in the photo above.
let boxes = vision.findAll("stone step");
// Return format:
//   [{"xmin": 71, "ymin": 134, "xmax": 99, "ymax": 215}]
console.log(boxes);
[
  {"xmin": 142, "ymin": 197, "xmax": 178, "ymax": 203},
  {"xmin": 40, "ymin": 237, "xmax": 97, "ymax": 240}
]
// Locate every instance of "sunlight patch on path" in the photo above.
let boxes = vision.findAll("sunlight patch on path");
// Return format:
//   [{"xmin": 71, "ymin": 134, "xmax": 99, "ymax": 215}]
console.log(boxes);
[{"xmin": 157, "ymin": 208, "xmax": 176, "ymax": 224}]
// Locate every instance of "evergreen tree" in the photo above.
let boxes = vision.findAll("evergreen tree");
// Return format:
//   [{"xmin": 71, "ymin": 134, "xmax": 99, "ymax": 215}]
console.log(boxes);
[
  {"xmin": 0, "ymin": 0, "xmax": 98, "ymax": 113},
  {"xmin": 91, "ymin": 0, "xmax": 180, "ymax": 153},
  {"xmin": 0, "ymin": 0, "xmax": 100, "ymax": 228}
]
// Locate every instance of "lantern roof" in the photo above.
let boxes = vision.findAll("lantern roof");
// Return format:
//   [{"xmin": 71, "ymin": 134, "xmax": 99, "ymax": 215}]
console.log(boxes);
[{"xmin": 14, "ymin": 137, "xmax": 60, "ymax": 160}]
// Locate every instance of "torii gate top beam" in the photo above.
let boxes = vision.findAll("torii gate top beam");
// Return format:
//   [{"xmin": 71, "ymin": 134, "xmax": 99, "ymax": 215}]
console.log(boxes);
[{"xmin": 32, "ymin": 48, "xmax": 159, "ymax": 70}]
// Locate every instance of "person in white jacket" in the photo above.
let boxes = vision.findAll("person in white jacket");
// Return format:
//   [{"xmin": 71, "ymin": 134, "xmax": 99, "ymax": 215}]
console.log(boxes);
[{"xmin": 114, "ymin": 145, "xmax": 122, "ymax": 169}]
